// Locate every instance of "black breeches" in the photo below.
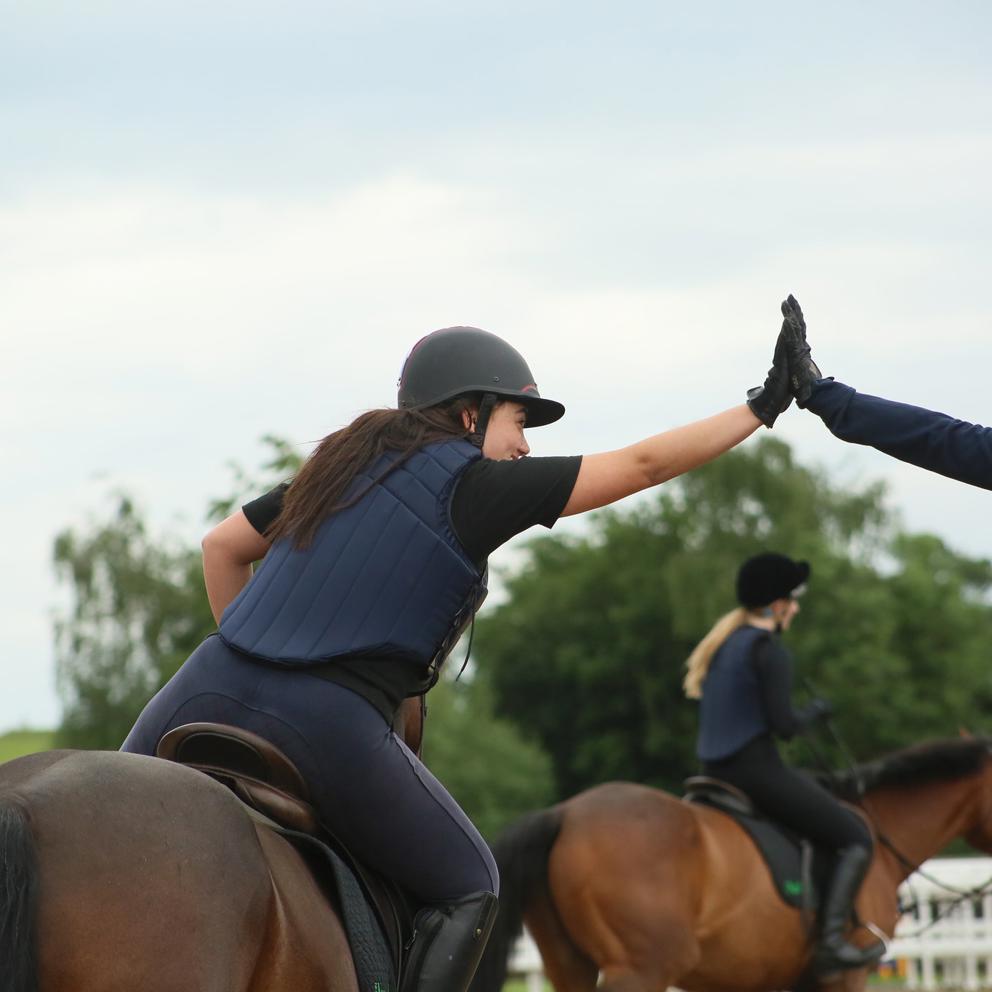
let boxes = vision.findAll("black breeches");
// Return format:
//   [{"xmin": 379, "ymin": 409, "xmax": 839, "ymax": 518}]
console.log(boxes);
[{"xmin": 703, "ymin": 734, "xmax": 870, "ymax": 851}]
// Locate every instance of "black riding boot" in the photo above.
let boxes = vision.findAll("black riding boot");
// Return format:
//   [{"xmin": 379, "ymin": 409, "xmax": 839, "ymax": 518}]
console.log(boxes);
[
  {"xmin": 814, "ymin": 846, "xmax": 886, "ymax": 974},
  {"xmin": 401, "ymin": 891, "xmax": 499, "ymax": 992}
]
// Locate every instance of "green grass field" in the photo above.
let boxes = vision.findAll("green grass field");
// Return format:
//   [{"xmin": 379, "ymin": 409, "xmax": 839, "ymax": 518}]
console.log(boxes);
[{"xmin": 0, "ymin": 728, "xmax": 55, "ymax": 762}]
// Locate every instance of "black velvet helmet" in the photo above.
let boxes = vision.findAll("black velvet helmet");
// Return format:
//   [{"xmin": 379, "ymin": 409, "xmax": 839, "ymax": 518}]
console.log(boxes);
[
  {"xmin": 736, "ymin": 552, "xmax": 810, "ymax": 609},
  {"xmin": 396, "ymin": 326, "xmax": 565, "ymax": 428}
]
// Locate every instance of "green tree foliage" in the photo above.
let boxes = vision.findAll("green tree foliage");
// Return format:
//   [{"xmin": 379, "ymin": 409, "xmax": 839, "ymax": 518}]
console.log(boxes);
[
  {"xmin": 53, "ymin": 495, "xmax": 214, "ymax": 748},
  {"xmin": 476, "ymin": 436, "xmax": 992, "ymax": 799}
]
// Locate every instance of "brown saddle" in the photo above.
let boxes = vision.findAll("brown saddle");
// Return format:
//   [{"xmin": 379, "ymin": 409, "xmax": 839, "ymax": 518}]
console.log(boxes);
[
  {"xmin": 156, "ymin": 721, "xmax": 408, "ymax": 981},
  {"xmin": 156, "ymin": 722, "xmax": 319, "ymax": 835},
  {"xmin": 683, "ymin": 775, "xmax": 756, "ymax": 816}
]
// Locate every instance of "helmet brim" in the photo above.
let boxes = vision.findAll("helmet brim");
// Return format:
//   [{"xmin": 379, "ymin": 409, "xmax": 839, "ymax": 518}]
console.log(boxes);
[
  {"xmin": 402, "ymin": 385, "xmax": 565, "ymax": 428},
  {"xmin": 515, "ymin": 393, "xmax": 566, "ymax": 428}
]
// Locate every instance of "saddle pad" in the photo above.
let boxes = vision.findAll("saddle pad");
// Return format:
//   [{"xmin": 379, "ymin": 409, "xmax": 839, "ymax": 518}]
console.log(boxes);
[
  {"xmin": 267, "ymin": 821, "xmax": 398, "ymax": 992},
  {"xmin": 688, "ymin": 794, "xmax": 824, "ymax": 909}
]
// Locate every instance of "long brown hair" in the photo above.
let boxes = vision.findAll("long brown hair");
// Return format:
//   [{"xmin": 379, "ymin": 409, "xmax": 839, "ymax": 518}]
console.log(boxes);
[{"xmin": 267, "ymin": 398, "xmax": 477, "ymax": 549}]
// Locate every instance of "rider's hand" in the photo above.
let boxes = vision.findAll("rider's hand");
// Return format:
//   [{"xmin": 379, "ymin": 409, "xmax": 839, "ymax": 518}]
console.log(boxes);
[
  {"xmin": 746, "ymin": 323, "xmax": 793, "ymax": 428},
  {"xmin": 799, "ymin": 697, "xmax": 834, "ymax": 727},
  {"xmin": 780, "ymin": 294, "xmax": 823, "ymax": 408}
]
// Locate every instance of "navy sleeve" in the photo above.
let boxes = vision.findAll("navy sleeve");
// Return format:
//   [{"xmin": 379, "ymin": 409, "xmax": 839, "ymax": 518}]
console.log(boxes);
[
  {"xmin": 806, "ymin": 379, "xmax": 992, "ymax": 491},
  {"xmin": 752, "ymin": 637, "xmax": 803, "ymax": 740}
]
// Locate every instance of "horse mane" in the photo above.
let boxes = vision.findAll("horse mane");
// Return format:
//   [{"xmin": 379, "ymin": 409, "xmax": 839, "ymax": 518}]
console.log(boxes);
[{"xmin": 823, "ymin": 737, "xmax": 992, "ymax": 800}]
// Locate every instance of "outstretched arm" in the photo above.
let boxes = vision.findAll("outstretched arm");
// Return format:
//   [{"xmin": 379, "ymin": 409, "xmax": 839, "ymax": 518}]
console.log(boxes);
[
  {"xmin": 780, "ymin": 294, "xmax": 992, "ymax": 491},
  {"xmin": 805, "ymin": 380, "xmax": 992, "ymax": 491},
  {"xmin": 562, "ymin": 404, "xmax": 761, "ymax": 516}
]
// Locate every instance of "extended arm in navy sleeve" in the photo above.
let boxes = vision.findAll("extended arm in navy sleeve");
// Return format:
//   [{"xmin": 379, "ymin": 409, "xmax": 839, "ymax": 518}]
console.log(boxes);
[{"xmin": 805, "ymin": 380, "xmax": 992, "ymax": 491}]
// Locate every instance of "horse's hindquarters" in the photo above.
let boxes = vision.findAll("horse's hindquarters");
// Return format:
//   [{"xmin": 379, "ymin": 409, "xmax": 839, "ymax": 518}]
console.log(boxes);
[{"xmin": 1, "ymin": 749, "xmax": 355, "ymax": 992}]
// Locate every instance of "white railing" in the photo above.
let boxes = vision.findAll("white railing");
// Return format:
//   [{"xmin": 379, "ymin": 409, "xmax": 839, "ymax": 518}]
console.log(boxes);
[
  {"xmin": 507, "ymin": 857, "xmax": 992, "ymax": 991},
  {"xmin": 889, "ymin": 857, "xmax": 992, "ymax": 990},
  {"xmin": 508, "ymin": 931, "xmax": 546, "ymax": 991}
]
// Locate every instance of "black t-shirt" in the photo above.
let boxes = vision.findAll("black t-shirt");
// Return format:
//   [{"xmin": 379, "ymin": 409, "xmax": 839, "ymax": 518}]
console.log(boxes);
[{"xmin": 237, "ymin": 454, "xmax": 582, "ymax": 718}]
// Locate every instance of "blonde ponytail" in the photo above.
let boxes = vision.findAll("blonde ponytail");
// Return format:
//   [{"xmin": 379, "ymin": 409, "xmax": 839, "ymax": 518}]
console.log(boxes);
[{"xmin": 683, "ymin": 607, "xmax": 749, "ymax": 699}]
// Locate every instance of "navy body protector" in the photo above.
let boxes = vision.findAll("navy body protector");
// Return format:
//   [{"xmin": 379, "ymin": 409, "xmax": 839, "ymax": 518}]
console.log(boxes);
[
  {"xmin": 697, "ymin": 625, "xmax": 772, "ymax": 762},
  {"xmin": 220, "ymin": 439, "xmax": 487, "ymax": 677}
]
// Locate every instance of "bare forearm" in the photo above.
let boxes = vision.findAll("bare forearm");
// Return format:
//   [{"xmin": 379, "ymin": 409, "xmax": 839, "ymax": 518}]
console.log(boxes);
[
  {"xmin": 634, "ymin": 404, "xmax": 762, "ymax": 486},
  {"xmin": 204, "ymin": 558, "xmax": 254, "ymax": 625},
  {"xmin": 201, "ymin": 509, "xmax": 272, "ymax": 625},
  {"xmin": 563, "ymin": 404, "xmax": 762, "ymax": 516}
]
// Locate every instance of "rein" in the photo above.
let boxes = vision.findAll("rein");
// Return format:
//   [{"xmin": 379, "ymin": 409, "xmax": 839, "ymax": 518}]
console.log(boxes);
[
  {"xmin": 800, "ymin": 696, "xmax": 992, "ymax": 940},
  {"xmin": 878, "ymin": 833, "xmax": 992, "ymax": 937}
]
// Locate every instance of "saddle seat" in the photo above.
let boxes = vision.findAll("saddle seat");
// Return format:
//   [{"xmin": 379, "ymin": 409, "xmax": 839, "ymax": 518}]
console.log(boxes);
[
  {"xmin": 156, "ymin": 721, "xmax": 319, "ymax": 835},
  {"xmin": 683, "ymin": 775, "xmax": 756, "ymax": 817}
]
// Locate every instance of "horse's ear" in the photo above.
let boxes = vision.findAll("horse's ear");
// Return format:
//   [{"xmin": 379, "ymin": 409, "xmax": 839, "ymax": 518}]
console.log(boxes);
[{"xmin": 959, "ymin": 727, "xmax": 973, "ymax": 738}]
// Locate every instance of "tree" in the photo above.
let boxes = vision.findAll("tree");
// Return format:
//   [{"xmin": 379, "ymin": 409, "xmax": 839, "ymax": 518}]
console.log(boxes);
[
  {"xmin": 53, "ymin": 495, "xmax": 214, "ymax": 748},
  {"xmin": 476, "ymin": 436, "xmax": 992, "ymax": 799}
]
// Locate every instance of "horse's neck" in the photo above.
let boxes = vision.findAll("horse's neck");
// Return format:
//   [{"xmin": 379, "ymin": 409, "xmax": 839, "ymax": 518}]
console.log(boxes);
[{"xmin": 866, "ymin": 775, "xmax": 983, "ymax": 879}]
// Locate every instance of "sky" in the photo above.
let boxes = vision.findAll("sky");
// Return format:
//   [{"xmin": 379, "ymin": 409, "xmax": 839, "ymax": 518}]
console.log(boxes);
[{"xmin": 2, "ymin": 1, "xmax": 991, "ymax": 732}]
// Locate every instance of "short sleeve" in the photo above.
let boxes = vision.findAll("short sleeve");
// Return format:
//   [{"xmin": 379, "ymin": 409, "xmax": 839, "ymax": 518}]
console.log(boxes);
[
  {"xmin": 449, "ymin": 455, "xmax": 582, "ymax": 564},
  {"xmin": 242, "ymin": 482, "xmax": 289, "ymax": 535}
]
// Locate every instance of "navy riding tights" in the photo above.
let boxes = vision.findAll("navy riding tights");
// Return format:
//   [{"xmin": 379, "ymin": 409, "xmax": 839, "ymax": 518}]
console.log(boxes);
[{"xmin": 121, "ymin": 635, "xmax": 498, "ymax": 903}]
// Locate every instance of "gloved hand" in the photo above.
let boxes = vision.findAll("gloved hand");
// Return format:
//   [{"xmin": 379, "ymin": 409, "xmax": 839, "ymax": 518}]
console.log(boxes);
[
  {"xmin": 799, "ymin": 697, "xmax": 834, "ymax": 728},
  {"xmin": 780, "ymin": 294, "xmax": 823, "ymax": 408},
  {"xmin": 746, "ymin": 323, "xmax": 793, "ymax": 427}
]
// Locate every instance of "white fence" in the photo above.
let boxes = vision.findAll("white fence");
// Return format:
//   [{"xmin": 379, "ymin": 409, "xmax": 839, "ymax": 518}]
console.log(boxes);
[
  {"xmin": 890, "ymin": 857, "xmax": 992, "ymax": 990},
  {"xmin": 507, "ymin": 857, "xmax": 992, "ymax": 991}
]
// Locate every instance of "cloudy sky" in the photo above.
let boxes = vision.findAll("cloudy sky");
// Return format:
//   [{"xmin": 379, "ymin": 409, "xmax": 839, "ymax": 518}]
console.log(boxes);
[{"xmin": 3, "ymin": 1, "xmax": 990, "ymax": 732}]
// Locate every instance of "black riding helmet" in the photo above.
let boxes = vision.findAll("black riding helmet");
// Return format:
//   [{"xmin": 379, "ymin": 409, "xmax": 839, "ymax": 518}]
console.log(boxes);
[
  {"xmin": 397, "ymin": 327, "xmax": 565, "ymax": 434},
  {"xmin": 736, "ymin": 552, "xmax": 810, "ymax": 609}
]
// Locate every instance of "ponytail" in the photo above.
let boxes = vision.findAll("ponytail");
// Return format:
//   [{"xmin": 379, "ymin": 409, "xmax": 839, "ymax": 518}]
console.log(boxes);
[{"xmin": 683, "ymin": 607, "xmax": 748, "ymax": 699}]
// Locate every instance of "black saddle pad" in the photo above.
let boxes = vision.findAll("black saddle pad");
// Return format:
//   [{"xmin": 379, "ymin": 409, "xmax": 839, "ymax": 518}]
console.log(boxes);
[
  {"xmin": 685, "ymin": 789, "xmax": 831, "ymax": 910},
  {"xmin": 249, "ymin": 809, "xmax": 406, "ymax": 992}
]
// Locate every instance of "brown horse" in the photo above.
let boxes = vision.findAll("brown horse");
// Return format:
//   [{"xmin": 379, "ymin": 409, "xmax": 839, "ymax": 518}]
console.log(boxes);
[
  {"xmin": 471, "ymin": 736, "xmax": 992, "ymax": 992},
  {"xmin": 0, "ymin": 697, "xmax": 425, "ymax": 992}
]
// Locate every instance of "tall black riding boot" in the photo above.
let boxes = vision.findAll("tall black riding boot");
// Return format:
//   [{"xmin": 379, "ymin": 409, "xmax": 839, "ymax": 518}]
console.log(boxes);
[
  {"xmin": 401, "ymin": 890, "xmax": 499, "ymax": 992},
  {"xmin": 813, "ymin": 846, "xmax": 886, "ymax": 974}
]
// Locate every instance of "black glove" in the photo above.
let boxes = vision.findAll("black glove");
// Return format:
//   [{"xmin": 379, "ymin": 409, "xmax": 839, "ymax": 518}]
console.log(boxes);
[
  {"xmin": 746, "ymin": 322, "xmax": 793, "ymax": 427},
  {"xmin": 780, "ymin": 294, "xmax": 823, "ymax": 408},
  {"xmin": 798, "ymin": 696, "xmax": 833, "ymax": 729}
]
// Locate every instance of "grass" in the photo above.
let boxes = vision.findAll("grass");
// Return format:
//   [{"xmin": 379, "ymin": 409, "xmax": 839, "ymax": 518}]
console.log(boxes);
[
  {"xmin": 0, "ymin": 728, "xmax": 55, "ymax": 762},
  {"xmin": 502, "ymin": 981, "xmax": 552, "ymax": 992}
]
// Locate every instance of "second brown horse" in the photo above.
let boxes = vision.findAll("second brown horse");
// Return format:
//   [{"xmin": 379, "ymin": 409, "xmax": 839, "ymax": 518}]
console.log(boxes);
[{"xmin": 471, "ymin": 736, "xmax": 992, "ymax": 992}]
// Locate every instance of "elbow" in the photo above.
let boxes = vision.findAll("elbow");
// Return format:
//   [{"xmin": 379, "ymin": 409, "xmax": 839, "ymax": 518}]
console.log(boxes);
[{"xmin": 201, "ymin": 525, "xmax": 223, "ymax": 557}]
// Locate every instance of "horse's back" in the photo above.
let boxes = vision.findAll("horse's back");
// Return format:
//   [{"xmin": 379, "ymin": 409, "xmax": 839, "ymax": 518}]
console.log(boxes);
[{"xmin": 0, "ymin": 749, "xmax": 356, "ymax": 992}]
